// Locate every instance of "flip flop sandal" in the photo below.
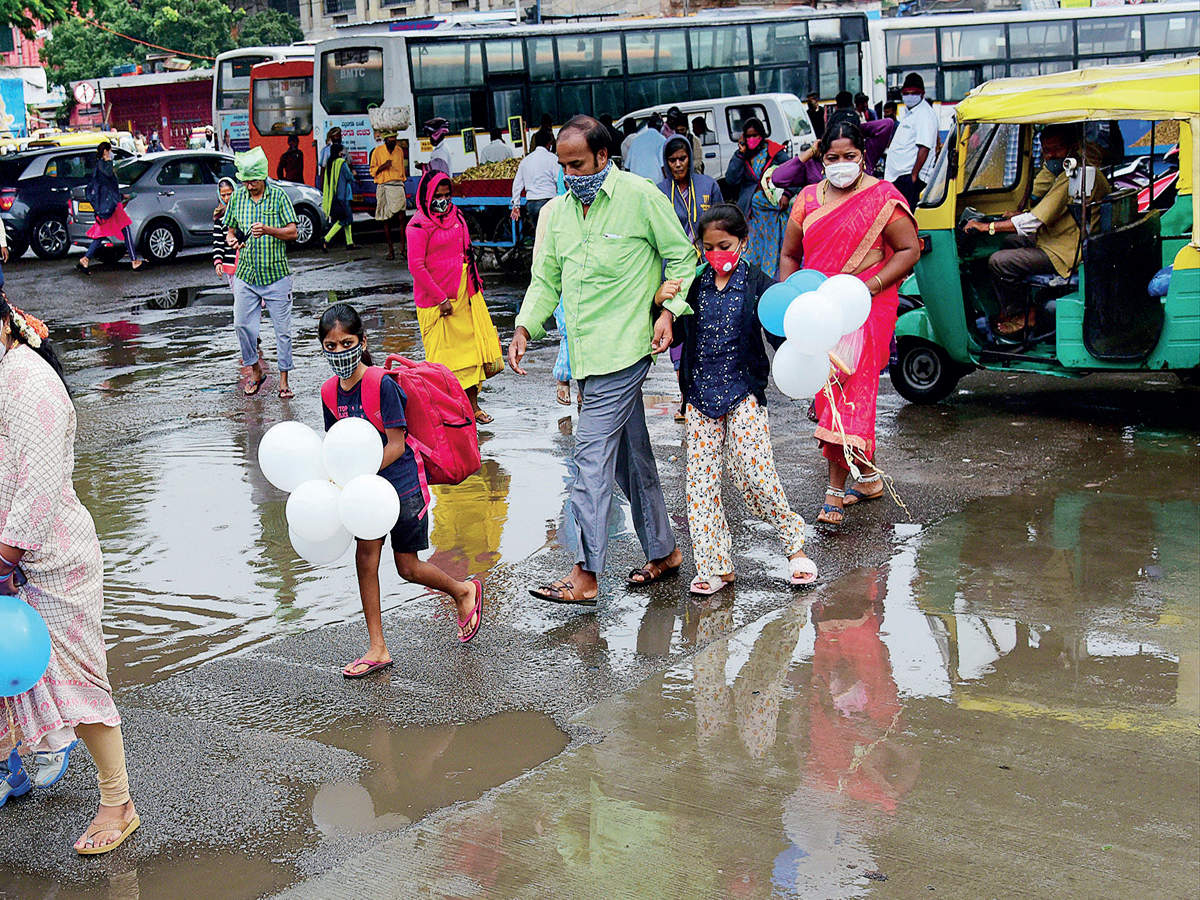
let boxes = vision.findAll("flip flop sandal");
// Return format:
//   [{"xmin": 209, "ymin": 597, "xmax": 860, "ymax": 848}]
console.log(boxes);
[
  {"xmin": 529, "ymin": 579, "xmax": 598, "ymax": 606},
  {"xmin": 816, "ymin": 503, "xmax": 845, "ymax": 526},
  {"xmin": 458, "ymin": 579, "xmax": 484, "ymax": 643},
  {"xmin": 627, "ymin": 562, "xmax": 682, "ymax": 587},
  {"xmin": 278, "ymin": 387, "xmax": 295, "ymax": 400},
  {"xmin": 556, "ymin": 385, "xmax": 571, "ymax": 406},
  {"xmin": 844, "ymin": 477, "xmax": 883, "ymax": 507},
  {"xmin": 76, "ymin": 813, "xmax": 140, "ymax": 856},
  {"xmin": 33, "ymin": 738, "xmax": 79, "ymax": 789},
  {"xmin": 474, "ymin": 410, "xmax": 494, "ymax": 425},
  {"xmin": 342, "ymin": 657, "xmax": 394, "ymax": 679},
  {"xmin": 789, "ymin": 556, "xmax": 819, "ymax": 586},
  {"xmin": 689, "ymin": 576, "xmax": 731, "ymax": 596}
]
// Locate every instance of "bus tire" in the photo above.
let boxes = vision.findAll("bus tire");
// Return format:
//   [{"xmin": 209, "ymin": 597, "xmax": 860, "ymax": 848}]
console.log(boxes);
[
  {"xmin": 889, "ymin": 339, "xmax": 961, "ymax": 404},
  {"xmin": 294, "ymin": 205, "xmax": 320, "ymax": 248}
]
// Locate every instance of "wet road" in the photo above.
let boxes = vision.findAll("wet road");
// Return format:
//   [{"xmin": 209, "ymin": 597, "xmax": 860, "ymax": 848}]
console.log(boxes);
[{"xmin": 0, "ymin": 245, "xmax": 1196, "ymax": 899}]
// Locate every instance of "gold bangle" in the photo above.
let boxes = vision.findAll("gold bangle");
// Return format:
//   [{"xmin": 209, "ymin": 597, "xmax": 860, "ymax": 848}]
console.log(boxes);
[{"xmin": 870, "ymin": 276, "xmax": 883, "ymax": 294}]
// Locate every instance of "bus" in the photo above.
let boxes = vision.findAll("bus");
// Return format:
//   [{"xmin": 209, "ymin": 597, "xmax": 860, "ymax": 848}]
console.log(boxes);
[
  {"xmin": 249, "ymin": 58, "xmax": 316, "ymax": 185},
  {"xmin": 313, "ymin": 10, "xmax": 871, "ymax": 196},
  {"xmin": 212, "ymin": 45, "xmax": 313, "ymax": 153},
  {"xmin": 868, "ymin": 3, "xmax": 1200, "ymax": 112}
]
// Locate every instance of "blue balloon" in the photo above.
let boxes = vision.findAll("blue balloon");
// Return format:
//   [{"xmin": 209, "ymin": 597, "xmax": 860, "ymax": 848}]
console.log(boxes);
[
  {"xmin": 0, "ymin": 595, "xmax": 51, "ymax": 697},
  {"xmin": 785, "ymin": 268, "xmax": 828, "ymax": 294},
  {"xmin": 758, "ymin": 282, "xmax": 801, "ymax": 337}
]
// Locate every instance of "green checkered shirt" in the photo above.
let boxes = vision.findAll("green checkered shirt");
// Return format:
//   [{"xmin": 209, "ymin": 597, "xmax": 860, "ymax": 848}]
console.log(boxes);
[{"xmin": 222, "ymin": 182, "xmax": 297, "ymax": 286}]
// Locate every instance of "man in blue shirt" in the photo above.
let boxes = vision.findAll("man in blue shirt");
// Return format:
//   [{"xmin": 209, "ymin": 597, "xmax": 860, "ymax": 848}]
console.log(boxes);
[{"xmin": 624, "ymin": 113, "xmax": 668, "ymax": 182}]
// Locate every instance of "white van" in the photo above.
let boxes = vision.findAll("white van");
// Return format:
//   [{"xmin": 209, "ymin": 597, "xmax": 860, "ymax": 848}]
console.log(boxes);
[{"xmin": 619, "ymin": 93, "xmax": 817, "ymax": 178}]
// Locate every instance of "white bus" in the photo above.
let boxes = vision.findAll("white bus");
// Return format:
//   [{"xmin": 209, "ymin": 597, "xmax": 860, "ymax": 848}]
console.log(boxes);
[
  {"xmin": 313, "ymin": 9, "xmax": 871, "ymax": 195},
  {"xmin": 868, "ymin": 2, "xmax": 1200, "ymax": 109},
  {"xmin": 213, "ymin": 45, "xmax": 313, "ymax": 153}
]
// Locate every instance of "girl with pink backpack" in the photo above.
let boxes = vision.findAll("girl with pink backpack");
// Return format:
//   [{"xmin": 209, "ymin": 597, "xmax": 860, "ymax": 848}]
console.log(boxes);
[{"xmin": 317, "ymin": 303, "xmax": 484, "ymax": 677}]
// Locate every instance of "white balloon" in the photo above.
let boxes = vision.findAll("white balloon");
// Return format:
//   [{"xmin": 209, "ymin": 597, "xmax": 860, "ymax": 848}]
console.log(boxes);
[
  {"xmin": 818, "ymin": 273, "xmax": 873, "ymax": 335},
  {"xmin": 338, "ymin": 474, "xmax": 401, "ymax": 541},
  {"xmin": 289, "ymin": 527, "xmax": 353, "ymax": 566},
  {"xmin": 783, "ymin": 291, "xmax": 843, "ymax": 355},
  {"xmin": 772, "ymin": 340, "xmax": 832, "ymax": 399},
  {"xmin": 323, "ymin": 417, "xmax": 385, "ymax": 487},
  {"xmin": 286, "ymin": 479, "xmax": 344, "ymax": 543},
  {"xmin": 258, "ymin": 421, "xmax": 327, "ymax": 493}
]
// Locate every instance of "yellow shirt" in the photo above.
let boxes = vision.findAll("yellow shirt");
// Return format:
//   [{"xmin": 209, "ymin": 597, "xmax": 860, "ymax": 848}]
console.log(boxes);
[
  {"xmin": 1031, "ymin": 170, "xmax": 1110, "ymax": 277},
  {"xmin": 370, "ymin": 143, "xmax": 406, "ymax": 185}
]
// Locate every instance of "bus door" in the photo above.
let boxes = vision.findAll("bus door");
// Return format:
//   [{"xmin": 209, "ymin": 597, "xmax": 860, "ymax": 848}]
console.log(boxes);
[
  {"xmin": 810, "ymin": 16, "xmax": 867, "ymax": 99},
  {"xmin": 488, "ymin": 77, "xmax": 525, "ymax": 140}
]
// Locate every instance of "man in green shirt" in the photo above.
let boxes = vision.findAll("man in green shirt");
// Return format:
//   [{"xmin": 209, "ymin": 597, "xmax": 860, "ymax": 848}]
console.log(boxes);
[
  {"xmin": 223, "ymin": 147, "xmax": 299, "ymax": 398},
  {"xmin": 507, "ymin": 115, "xmax": 697, "ymax": 605}
]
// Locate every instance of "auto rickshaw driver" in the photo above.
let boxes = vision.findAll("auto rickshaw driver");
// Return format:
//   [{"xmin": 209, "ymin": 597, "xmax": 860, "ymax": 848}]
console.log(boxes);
[{"xmin": 962, "ymin": 124, "xmax": 1110, "ymax": 336}]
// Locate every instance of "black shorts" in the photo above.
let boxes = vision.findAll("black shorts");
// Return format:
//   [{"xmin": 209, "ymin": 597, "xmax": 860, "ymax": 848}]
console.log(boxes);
[{"xmin": 389, "ymin": 490, "xmax": 429, "ymax": 554}]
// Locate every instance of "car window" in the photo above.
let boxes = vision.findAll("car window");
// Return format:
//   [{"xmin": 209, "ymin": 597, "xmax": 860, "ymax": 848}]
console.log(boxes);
[
  {"xmin": 689, "ymin": 110, "xmax": 718, "ymax": 146},
  {"xmin": 115, "ymin": 159, "xmax": 152, "ymax": 186},
  {"xmin": 726, "ymin": 104, "xmax": 769, "ymax": 141},
  {"xmin": 157, "ymin": 160, "xmax": 209, "ymax": 186},
  {"xmin": 204, "ymin": 157, "xmax": 238, "ymax": 181},
  {"xmin": 45, "ymin": 153, "xmax": 91, "ymax": 179}
]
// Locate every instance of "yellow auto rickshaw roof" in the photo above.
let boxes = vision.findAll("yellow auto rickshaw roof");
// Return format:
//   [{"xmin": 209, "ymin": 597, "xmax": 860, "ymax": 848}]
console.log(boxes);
[{"xmin": 957, "ymin": 57, "xmax": 1200, "ymax": 124}]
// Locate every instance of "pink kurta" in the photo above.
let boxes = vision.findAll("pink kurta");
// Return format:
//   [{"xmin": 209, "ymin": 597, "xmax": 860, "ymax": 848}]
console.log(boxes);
[{"xmin": 0, "ymin": 345, "xmax": 117, "ymax": 747}]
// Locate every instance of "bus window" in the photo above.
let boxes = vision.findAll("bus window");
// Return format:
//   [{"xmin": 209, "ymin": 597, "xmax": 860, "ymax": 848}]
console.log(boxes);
[
  {"xmin": 1010, "ymin": 59, "xmax": 1073, "ymax": 78},
  {"xmin": 943, "ymin": 65, "xmax": 1006, "ymax": 102},
  {"xmin": 484, "ymin": 39, "xmax": 524, "ymax": 74},
  {"xmin": 842, "ymin": 45, "xmax": 861, "ymax": 94},
  {"xmin": 815, "ymin": 49, "xmax": 840, "ymax": 97},
  {"xmin": 1077, "ymin": 17, "xmax": 1142, "ymax": 56},
  {"xmin": 253, "ymin": 77, "xmax": 313, "ymax": 136},
  {"xmin": 690, "ymin": 71, "xmax": 750, "ymax": 101},
  {"xmin": 591, "ymin": 81, "xmax": 625, "ymax": 120},
  {"xmin": 809, "ymin": 18, "xmax": 840, "ymax": 43},
  {"xmin": 887, "ymin": 29, "xmax": 937, "ymax": 66},
  {"xmin": 410, "ymin": 41, "xmax": 483, "ymax": 90},
  {"xmin": 751, "ymin": 21, "xmax": 808, "ymax": 66},
  {"xmin": 527, "ymin": 37, "xmax": 555, "ymax": 81},
  {"xmin": 688, "ymin": 26, "xmax": 749, "ymax": 70},
  {"xmin": 1008, "ymin": 21, "xmax": 1073, "ymax": 59},
  {"xmin": 626, "ymin": 30, "xmax": 687, "ymax": 74},
  {"xmin": 559, "ymin": 83, "xmax": 590, "ymax": 121},
  {"xmin": 556, "ymin": 34, "xmax": 622, "ymax": 80},
  {"xmin": 1144, "ymin": 12, "xmax": 1199, "ymax": 50},
  {"xmin": 218, "ymin": 57, "xmax": 263, "ymax": 112},
  {"xmin": 940, "ymin": 24, "xmax": 1005, "ymax": 63},
  {"xmin": 531, "ymin": 84, "xmax": 556, "ymax": 123},
  {"xmin": 757, "ymin": 67, "xmax": 808, "ymax": 98},
  {"xmin": 320, "ymin": 48, "xmax": 383, "ymax": 115},
  {"xmin": 627, "ymin": 76, "xmax": 678, "ymax": 111}
]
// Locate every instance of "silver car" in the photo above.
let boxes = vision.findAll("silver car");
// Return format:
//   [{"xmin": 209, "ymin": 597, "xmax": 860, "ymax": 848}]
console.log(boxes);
[{"xmin": 68, "ymin": 150, "xmax": 325, "ymax": 263}]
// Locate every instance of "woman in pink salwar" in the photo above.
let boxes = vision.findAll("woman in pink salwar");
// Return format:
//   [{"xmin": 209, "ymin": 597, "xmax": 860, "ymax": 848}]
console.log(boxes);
[
  {"xmin": 779, "ymin": 121, "xmax": 920, "ymax": 527},
  {"xmin": 0, "ymin": 298, "xmax": 139, "ymax": 854}
]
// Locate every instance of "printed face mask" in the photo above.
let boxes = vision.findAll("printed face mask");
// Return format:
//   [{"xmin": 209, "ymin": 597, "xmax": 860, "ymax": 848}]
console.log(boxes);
[
  {"xmin": 324, "ymin": 343, "xmax": 364, "ymax": 378},
  {"xmin": 430, "ymin": 196, "xmax": 451, "ymax": 214},
  {"xmin": 825, "ymin": 161, "xmax": 862, "ymax": 189},
  {"xmin": 705, "ymin": 248, "xmax": 741, "ymax": 274},
  {"xmin": 902, "ymin": 93, "xmax": 922, "ymax": 109},
  {"xmin": 564, "ymin": 160, "xmax": 613, "ymax": 206}
]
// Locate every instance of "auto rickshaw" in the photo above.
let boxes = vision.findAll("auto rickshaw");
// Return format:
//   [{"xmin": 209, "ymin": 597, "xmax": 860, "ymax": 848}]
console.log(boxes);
[{"xmin": 890, "ymin": 57, "xmax": 1200, "ymax": 403}]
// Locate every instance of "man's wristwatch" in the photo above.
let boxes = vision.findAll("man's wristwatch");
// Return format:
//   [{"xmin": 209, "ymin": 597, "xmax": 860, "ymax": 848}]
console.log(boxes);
[{"xmin": 988, "ymin": 221, "xmax": 996, "ymax": 236}]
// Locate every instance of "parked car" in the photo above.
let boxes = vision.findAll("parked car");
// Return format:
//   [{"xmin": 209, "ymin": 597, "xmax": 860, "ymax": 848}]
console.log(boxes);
[
  {"xmin": 0, "ymin": 145, "xmax": 134, "ymax": 259},
  {"xmin": 67, "ymin": 151, "xmax": 325, "ymax": 263},
  {"xmin": 619, "ymin": 93, "xmax": 817, "ymax": 178}
]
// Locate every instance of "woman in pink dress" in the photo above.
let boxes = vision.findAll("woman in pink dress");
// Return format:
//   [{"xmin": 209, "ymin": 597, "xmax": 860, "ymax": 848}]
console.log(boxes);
[
  {"xmin": 0, "ymin": 297, "xmax": 139, "ymax": 854},
  {"xmin": 778, "ymin": 121, "xmax": 921, "ymax": 527},
  {"xmin": 78, "ymin": 141, "xmax": 143, "ymax": 273}
]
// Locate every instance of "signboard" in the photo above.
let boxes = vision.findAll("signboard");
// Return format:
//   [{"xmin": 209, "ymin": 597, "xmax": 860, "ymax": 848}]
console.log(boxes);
[
  {"xmin": 73, "ymin": 81, "xmax": 96, "ymax": 106},
  {"xmin": 507, "ymin": 116, "xmax": 524, "ymax": 151},
  {"xmin": 219, "ymin": 112, "xmax": 250, "ymax": 153},
  {"xmin": 0, "ymin": 79, "xmax": 27, "ymax": 138},
  {"xmin": 460, "ymin": 127, "xmax": 476, "ymax": 156}
]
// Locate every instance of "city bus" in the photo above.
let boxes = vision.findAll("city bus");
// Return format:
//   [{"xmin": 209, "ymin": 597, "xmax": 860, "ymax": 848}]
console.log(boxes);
[
  {"xmin": 313, "ymin": 9, "xmax": 871, "ymax": 197},
  {"xmin": 212, "ymin": 45, "xmax": 313, "ymax": 153},
  {"xmin": 868, "ymin": 2, "xmax": 1200, "ymax": 115},
  {"xmin": 249, "ymin": 58, "xmax": 316, "ymax": 185}
]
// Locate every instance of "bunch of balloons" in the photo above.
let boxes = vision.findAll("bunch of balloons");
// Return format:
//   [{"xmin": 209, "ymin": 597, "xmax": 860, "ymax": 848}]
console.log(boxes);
[
  {"xmin": 258, "ymin": 420, "xmax": 401, "ymax": 566},
  {"xmin": 0, "ymin": 595, "xmax": 51, "ymax": 697},
  {"xmin": 758, "ymin": 268, "xmax": 873, "ymax": 399}
]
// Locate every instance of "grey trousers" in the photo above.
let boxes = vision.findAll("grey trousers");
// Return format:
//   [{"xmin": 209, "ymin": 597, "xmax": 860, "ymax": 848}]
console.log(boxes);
[
  {"xmin": 988, "ymin": 235, "xmax": 1057, "ymax": 316},
  {"xmin": 572, "ymin": 357, "xmax": 675, "ymax": 574}
]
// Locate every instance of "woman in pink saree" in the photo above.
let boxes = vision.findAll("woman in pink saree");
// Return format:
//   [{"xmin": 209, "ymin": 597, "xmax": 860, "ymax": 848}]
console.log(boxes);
[{"xmin": 779, "ymin": 121, "xmax": 920, "ymax": 526}]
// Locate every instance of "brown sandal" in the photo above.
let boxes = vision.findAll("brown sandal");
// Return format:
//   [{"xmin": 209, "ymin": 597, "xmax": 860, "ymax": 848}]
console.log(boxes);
[
  {"xmin": 529, "ymin": 578, "xmax": 597, "ymax": 605},
  {"xmin": 627, "ymin": 559, "xmax": 681, "ymax": 586}
]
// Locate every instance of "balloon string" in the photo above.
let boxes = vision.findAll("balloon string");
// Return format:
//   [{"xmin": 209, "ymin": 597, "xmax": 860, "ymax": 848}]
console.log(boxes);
[{"xmin": 820, "ymin": 379, "xmax": 912, "ymax": 522}]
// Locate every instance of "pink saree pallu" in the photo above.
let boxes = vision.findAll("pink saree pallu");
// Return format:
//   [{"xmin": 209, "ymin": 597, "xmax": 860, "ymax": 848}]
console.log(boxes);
[{"xmin": 790, "ymin": 180, "xmax": 914, "ymax": 464}]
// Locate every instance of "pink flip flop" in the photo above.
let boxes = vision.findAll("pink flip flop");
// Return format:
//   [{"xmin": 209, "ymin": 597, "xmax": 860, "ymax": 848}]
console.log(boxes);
[
  {"xmin": 342, "ymin": 657, "xmax": 393, "ymax": 679},
  {"xmin": 458, "ymin": 579, "xmax": 484, "ymax": 643}
]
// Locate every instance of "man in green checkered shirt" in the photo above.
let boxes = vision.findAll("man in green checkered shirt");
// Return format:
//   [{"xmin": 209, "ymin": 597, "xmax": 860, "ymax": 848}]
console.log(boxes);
[{"xmin": 224, "ymin": 147, "xmax": 299, "ymax": 399}]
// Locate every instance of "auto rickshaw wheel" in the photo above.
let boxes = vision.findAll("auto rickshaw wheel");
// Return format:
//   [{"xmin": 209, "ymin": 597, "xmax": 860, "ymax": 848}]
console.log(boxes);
[{"xmin": 890, "ymin": 339, "xmax": 961, "ymax": 404}]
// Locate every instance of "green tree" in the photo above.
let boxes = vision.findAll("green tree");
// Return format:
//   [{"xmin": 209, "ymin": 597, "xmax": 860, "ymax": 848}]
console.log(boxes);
[
  {"xmin": 0, "ymin": 0, "xmax": 74, "ymax": 38},
  {"xmin": 238, "ymin": 8, "xmax": 302, "ymax": 47}
]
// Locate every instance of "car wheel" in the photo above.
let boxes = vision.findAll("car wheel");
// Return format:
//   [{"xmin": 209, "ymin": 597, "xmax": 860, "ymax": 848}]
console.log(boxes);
[
  {"xmin": 31, "ymin": 215, "xmax": 70, "ymax": 259},
  {"xmin": 889, "ymin": 339, "xmax": 963, "ymax": 405},
  {"xmin": 142, "ymin": 220, "xmax": 180, "ymax": 262},
  {"xmin": 294, "ymin": 206, "xmax": 320, "ymax": 248}
]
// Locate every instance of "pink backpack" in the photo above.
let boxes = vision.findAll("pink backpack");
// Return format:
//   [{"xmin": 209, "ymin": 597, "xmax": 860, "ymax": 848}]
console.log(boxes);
[{"xmin": 321, "ymin": 355, "xmax": 481, "ymax": 503}]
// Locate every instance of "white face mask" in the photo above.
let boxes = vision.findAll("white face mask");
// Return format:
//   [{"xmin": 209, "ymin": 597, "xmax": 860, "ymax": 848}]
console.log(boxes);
[
  {"xmin": 825, "ymin": 161, "xmax": 862, "ymax": 189},
  {"xmin": 902, "ymin": 93, "xmax": 922, "ymax": 110}
]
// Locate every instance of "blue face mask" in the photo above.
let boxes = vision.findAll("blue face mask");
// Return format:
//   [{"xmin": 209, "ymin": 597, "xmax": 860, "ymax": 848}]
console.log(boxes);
[
  {"xmin": 564, "ymin": 160, "xmax": 613, "ymax": 206},
  {"xmin": 1044, "ymin": 158, "xmax": 1066, "ymax": 177}
]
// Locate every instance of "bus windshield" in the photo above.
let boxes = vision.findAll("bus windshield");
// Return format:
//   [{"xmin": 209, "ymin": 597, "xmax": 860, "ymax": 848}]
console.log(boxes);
[
  {"xmin": 253, "ymin": 76, "xmax": 314, "ymax": 136},
  {"xmin": 218, "ymin": 56, "xmax": 267, "ymax": 112},
  {"xmin": 320, "ymin": 48, "xmax": 384, "ymax": 115}
]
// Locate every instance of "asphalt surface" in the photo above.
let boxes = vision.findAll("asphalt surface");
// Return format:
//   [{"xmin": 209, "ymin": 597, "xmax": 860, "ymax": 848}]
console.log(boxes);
[{"xmin": 0, "ymin": 242, "xmax": 1195, "ymax": 899}]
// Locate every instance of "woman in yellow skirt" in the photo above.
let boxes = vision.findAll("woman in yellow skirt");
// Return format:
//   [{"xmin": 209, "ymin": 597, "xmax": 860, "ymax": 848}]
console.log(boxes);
[{"xmin": 406, "ymin": 171, "xmax": 503, "ymax": 423}]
